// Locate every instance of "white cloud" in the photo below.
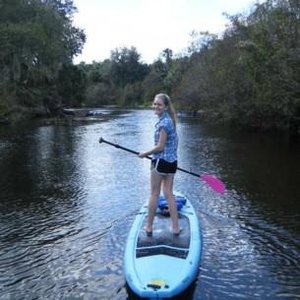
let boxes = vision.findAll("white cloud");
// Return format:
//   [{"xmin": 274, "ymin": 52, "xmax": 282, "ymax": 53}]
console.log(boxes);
[{"xmin": 73, "ymin": 0, "xmax": 261, "ymax": 64}]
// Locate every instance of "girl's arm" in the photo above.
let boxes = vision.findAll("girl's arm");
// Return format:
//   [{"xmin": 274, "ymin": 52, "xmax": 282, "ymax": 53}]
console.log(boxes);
[{"xmin": 138, "ymin": 129, "xmax": 167, "ymax": 158}]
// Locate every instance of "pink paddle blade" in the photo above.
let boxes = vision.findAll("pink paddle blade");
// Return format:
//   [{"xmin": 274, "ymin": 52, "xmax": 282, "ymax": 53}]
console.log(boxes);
[{"xmin": 201, "ymin": 174, "xmax": 225, "ymax": 194}]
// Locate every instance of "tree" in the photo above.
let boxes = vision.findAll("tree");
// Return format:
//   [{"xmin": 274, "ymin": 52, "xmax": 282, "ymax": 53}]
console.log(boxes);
[
  {"xmin": 57, "ymin": 64, "xmax": 87, "ymax": 107},
  {"xmin": 0, "ymin": 0, "xmax": 86, "ymax": 115},
  {"xmin": 141, "ymin": 59, "xmax": 167, "ymax": 102},
  {"xmin": 173, "ymin": 0, "xmax": 300, "ymax": 133},
  {"xmin": 110, "ymin": 46, "xmax": 149, "ymax": 88},
  {"xmin": 82, "ymin": 60, "xmax": 117, "ymax": 106}
]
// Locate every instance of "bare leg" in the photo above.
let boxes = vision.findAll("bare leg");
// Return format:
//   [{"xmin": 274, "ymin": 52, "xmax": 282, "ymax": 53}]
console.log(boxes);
[
  {"xmin": 146, "ymin": 170, "xmax": 163, "ymax": 233},
  {"xmin": 162, "ymin": 174, "xmax": 180, "ymax": 234}
]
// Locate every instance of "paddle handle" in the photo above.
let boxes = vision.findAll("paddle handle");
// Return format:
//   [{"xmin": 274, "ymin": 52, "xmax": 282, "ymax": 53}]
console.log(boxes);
[
  {"xmin": 100, "ymin": 137, "xmax": 199, "ymax": 177},
  {"xmin": 99, "ymin": 137, "xmax": 152, "ymax": 160}
]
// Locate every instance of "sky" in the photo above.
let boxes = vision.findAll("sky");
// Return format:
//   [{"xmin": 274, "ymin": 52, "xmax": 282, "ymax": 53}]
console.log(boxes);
[{"xmin": 73, "ymin": 0, "xmax": 261, "ymax": 64}]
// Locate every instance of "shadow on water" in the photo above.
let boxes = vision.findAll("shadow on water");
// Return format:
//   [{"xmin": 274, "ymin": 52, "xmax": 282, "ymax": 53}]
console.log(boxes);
[{"xmin": 0, "ymin": 109, "xmax": 299, "ymax": 299}]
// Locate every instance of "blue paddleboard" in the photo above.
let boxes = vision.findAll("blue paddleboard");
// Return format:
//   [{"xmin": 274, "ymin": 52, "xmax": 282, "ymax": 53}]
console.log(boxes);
[{"xmin": 124, "ymin": 193, "xmax": 202, "ymax": 298}]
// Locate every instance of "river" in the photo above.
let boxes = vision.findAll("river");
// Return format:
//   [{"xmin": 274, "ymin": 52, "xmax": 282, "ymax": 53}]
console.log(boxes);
[{"xmin": 0, "ymin": 109, "xmax": 299, "ymax": 299}]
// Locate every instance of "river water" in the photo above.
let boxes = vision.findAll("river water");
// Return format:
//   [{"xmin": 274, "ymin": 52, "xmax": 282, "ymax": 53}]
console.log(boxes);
[{"xmin": 0, "ymin": 109, "xmax": 299, "ymax": 300}]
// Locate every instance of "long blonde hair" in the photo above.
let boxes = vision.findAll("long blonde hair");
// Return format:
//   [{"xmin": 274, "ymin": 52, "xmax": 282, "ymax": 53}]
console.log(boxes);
[{"xmin": 155, "ymin": 93, "xmax": 177, "ymax": 128}]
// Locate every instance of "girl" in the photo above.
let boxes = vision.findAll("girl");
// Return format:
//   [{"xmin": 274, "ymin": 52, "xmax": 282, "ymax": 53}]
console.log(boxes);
[{"xmin": 138, "ymin": 93, "xmax": 180, "ymax": 236}]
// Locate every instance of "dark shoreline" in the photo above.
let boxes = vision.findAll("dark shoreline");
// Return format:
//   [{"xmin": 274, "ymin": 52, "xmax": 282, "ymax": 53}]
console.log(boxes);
[{"xmin": 1, "ymin": 106, "xmax": 300, "ymax": 139}]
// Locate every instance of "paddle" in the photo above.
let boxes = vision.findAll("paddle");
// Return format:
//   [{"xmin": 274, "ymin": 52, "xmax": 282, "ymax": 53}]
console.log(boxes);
[{"xmin": 99, "ymin": 137, "xmax": 225, "ymax": 194}]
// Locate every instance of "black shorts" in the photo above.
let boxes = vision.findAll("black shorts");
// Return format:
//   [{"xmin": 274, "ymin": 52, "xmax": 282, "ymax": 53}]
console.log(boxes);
[{"xmin": 151, "ymin": 159, "xmax": 177, "ymax": 174}]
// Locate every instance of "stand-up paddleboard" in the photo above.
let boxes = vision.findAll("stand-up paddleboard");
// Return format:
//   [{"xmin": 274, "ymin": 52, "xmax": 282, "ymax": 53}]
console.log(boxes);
[{"xmin": 124, "ymin": 193, "xmax": 202, "ymax": 298}]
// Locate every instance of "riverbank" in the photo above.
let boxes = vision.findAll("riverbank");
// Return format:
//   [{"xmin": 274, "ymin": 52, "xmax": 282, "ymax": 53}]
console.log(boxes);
[
  {"xmin": 1, "ymin": 105, "xmax": 300, "ymax": 139},
  {"xmin": 0, "ymin": 107, "xmax": 113, "ymax": 126}
]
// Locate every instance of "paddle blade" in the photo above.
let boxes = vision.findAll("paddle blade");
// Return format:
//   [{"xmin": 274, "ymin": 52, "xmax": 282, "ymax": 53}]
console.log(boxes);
[{"xmin": 201, "ymin": 174, "xmax": 225, "ymax": 194}]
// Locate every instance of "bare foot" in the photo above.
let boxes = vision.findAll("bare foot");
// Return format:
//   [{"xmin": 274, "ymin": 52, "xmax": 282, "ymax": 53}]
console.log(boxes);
[
  {"xmin": 144, "ymin": 226, "xmax": 153, "ymax": 236},
  {"xmin": 173, "ymin": 228, "xmax": 182, "ymax": 236}
]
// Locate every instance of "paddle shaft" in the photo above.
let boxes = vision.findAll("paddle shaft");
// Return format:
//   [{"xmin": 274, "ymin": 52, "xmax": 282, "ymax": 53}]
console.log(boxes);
[{"xmin": 99, "ymin": 137, "xmax": 200, "ymax": 178}]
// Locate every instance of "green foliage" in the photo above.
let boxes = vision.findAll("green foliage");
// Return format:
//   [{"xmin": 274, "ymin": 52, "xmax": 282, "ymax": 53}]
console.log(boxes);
[
  {"xmin": 223, "ymin": 0, "xmax": 300, "ymax": 129},
  {"xmin": 172, "ymin": 0, "xmax": 300, "ymax": 133},
  {"xmin": 1, "ymin": 0, "xmax": 299, "ymax": 135},
  {"xmin": 80, "ymin": 60, "xmax": 117, "ymax": 106},
  {"xmin": 119, "ymin": 82, "xmax": 143, "ymax": 106},
  {"xmin": 0, "ymin": 0, "xmax": 85, "ymax": 115},
  {"xmin": 141, "ymin": 59, "xmax": 167, "ymax": 101},
  {"xmin": 110, "ymin": 46, "xmax": 149, "ymax": 87},
  {"xmin": 80, "ymin": 47, "xmax": 150, "ymax": 107},
  {"xmin": 57, "ymin": 64, "xmax": 87, "ymax": 107}
]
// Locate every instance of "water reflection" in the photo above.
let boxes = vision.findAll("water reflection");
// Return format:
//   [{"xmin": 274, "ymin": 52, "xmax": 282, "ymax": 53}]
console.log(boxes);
[{"xmin": 0, "ymin": 109, "xmax": 299, "ymax": 299}]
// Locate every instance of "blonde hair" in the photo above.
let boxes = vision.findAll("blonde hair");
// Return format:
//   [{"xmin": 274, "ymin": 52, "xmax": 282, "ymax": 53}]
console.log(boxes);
[{"xmin": 155, "ymin": 93, "xmax": 177, "ymax": 128}]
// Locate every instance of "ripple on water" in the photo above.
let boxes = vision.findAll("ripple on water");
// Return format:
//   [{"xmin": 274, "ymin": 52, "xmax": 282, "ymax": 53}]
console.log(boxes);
[
  {"xmin": 197, "ymin": 191, "xmax": 300, "ymax": 300},
  {"xmin": 1, "ymin": 110, "xmax": 299, "ymax": 300}
]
